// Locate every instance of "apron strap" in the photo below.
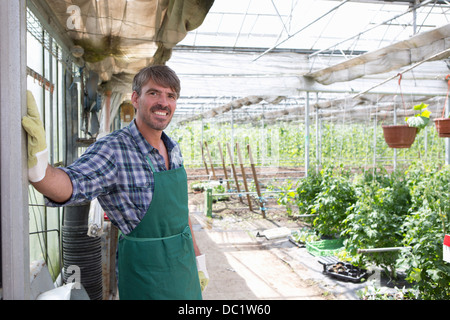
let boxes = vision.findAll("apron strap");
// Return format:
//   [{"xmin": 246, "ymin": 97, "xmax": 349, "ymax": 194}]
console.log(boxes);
[{"xmin": 146, "ymin": 155, "xmax": 156, "ymax": 172}]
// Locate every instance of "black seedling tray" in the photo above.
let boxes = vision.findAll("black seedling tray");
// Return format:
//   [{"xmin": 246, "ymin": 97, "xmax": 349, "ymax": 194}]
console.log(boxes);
[{"xmin": 318, "ymin": 256, "xmax": 369, "ymax": 283}]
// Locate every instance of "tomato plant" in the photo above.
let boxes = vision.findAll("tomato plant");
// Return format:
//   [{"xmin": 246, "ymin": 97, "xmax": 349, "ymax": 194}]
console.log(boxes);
[
  {"xmin": 295, "ymin": 170, "xmax": 323, "ymax": 216},
  {"xmin": 397, "ymin": 163, "xmax": 450, "ymax": 299},
  {"xmin": 342, "ymin": 169, "xmax": 411, "ymax": 278},
  {"xmin": 310, "ymin": 166, "xmax": 356, "ymax": 237}
]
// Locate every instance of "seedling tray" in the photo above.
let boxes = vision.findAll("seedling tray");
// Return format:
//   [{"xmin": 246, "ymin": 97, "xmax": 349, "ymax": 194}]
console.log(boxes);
[
  {"xmin": 318, "ymin": 257, "xmax": 369, "ymax": 283},
  {"xmin": 306, "ymin": 238, "xmax": 344, "ymax": 257}
]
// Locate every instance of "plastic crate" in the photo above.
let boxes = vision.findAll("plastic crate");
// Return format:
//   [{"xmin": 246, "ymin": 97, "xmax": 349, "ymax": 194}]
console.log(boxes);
[{"xmin": 306, "ymin": 238, "xmax": 344, "ymax": 257}]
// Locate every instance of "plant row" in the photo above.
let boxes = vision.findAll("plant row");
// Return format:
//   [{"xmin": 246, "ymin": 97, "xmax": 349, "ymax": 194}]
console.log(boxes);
[
  {"xmin": 170, "ymin": 121, "xmax": 446, "ymax": 169},
  {"xmin": 277, "ymin": 161, "xmax": 450, "ymax": 299}
]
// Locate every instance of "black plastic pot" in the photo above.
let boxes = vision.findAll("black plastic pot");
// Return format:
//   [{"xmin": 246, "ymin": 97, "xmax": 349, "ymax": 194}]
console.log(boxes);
[{"xmin": 62, "ymin": 203, "xmax": 103, "ymax": 300}]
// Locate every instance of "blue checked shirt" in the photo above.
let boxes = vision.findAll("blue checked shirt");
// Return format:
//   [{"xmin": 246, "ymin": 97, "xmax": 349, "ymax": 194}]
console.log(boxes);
[{"xmin": 46, "ymin": 120, "xmax": 184, "ymax": 234}]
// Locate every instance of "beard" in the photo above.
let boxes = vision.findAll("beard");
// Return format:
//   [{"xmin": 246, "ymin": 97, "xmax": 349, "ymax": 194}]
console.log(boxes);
[{"xmin": 138, "ymin": 103, "xmax": 173, "ymax": 131}]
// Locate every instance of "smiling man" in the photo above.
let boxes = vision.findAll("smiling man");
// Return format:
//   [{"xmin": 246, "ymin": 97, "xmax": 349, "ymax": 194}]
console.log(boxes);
[{"xmin": 23, "ymin": 65, "xmax": 207, "ymax": 300}]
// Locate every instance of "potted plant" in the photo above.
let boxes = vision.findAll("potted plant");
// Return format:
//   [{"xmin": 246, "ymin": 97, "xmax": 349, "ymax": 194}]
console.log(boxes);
[
  {"xmin": 433, "ymin": 75, "xmax": 450, "ymax": 137},
  {"xmin": 434, "ymin": 116, "xmax": 450, "ymax": 137},
  {"xmin": 382, "ymin": 102, "xmax": 431, "ymax": 148}
]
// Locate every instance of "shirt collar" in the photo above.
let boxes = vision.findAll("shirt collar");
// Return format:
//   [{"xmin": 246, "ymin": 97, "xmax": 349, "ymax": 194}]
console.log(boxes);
[{"xmin": 128, "ymin": 120, "xmax": 176, "ymax": 155}]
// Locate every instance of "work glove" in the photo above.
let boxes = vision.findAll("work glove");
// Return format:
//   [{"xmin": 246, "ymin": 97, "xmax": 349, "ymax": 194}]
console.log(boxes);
[
  {"xmin": 196, "ymin": 254, "xmax": 209, "ymax": 292},
  {"xmin": 22, "ymin": 91, "xmax": 48, "ymax": 182}
]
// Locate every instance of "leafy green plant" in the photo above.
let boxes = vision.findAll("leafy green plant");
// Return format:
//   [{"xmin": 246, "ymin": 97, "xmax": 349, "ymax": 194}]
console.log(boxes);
[
  {"xmin": 277, "ymin": 170, "xmax": 323, "ymax": 217},
  {"xmin": 397, "ymin": 163, "xmax": 450, "ymax": 299},
  {"xmin": 295, "ymin": 170, "xmax": 323, "ymax": 216},
  {"xmin": 191, "ymin": 181, "xmax": 207, "ymax": 192},
  {"xmin": 311, "ymin": 166, "xmax": 356, "ymax": 237},
  {"xmin": 342, "ymin": 170, "xmax": 411, "ymax": 278},
  {"xmin": 405, "ymin": 102, "xmax": 431, "ymax": 131},
  {"xmin": 277, "ymin": 180, "xmax": 298, "ymax": 216},
  {"xmin": 291, "ymin": 227, "xmax": 320, "ymax": 244},
  {"xmin": 357, "ymin": 280, "xmax": 419, "ymax": 300},
  {"xmin": 212, "ymin": 184, "xmax": 229, "ymax": 202}
]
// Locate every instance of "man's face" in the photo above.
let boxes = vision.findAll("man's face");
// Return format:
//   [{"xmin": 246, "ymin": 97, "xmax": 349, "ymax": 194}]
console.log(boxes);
[{"xmin": 132, "ymin": 79, "xmax": 177, "ymax": 132}]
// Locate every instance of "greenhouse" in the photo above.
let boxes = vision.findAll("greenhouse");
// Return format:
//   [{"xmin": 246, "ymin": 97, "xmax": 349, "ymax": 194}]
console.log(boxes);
[{"xmin": 1, "ymin": 0, "xmax": 450, "ymax": 302}]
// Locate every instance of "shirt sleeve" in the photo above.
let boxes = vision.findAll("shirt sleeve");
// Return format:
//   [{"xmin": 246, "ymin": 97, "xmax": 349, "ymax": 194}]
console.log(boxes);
[{"xmin": 45, "ymin": 139, "xmax": 118, "ymax": 207}]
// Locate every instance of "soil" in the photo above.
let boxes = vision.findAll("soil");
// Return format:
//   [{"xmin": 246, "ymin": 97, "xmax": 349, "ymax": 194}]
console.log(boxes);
[{"xmin": 186, "ymin": 166, "xmax": 308, "ymax": 229}]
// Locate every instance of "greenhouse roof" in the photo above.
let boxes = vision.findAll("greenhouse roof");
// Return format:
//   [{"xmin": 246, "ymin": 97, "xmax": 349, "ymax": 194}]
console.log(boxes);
[{"xmin": 38, "ymin": 0, "xmax": 450, "ymax": 124}]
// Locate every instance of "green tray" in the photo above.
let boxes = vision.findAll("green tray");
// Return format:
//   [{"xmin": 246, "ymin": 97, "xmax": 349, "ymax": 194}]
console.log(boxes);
[{"xmin": 306, "ymin": 238, "xmax": 344, "ymax": 257}]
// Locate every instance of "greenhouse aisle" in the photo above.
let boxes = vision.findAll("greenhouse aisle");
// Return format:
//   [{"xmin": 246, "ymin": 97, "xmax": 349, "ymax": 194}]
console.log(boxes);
[
  {"xmin": 190, "ymin": 209, "xmax": 364, "ymax": 300},
  {"xmin": 191, "ymin": 213, "xmax": 325, "ymax": 300}
]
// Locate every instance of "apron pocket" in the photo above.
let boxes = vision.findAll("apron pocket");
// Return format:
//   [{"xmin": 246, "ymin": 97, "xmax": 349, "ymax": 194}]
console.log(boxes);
[{"xmin": 118, "ymin": 227, "xmax": 200, "ymax": 300}]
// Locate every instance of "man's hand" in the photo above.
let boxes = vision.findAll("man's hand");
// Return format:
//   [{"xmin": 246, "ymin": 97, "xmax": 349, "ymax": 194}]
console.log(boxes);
[
  {"xmin": 196, "ymin": 254, "xmax": 209, "ymax": 292},
  {"xmin": 22, "ymin": 91, "xmax": 48, "ymax": 182}
]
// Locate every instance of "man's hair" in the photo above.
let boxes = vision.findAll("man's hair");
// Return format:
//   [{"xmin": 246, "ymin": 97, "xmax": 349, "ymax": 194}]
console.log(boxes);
[{"xmin": 132, "ymin": 65, "xmax": 181, "ymax": 98}]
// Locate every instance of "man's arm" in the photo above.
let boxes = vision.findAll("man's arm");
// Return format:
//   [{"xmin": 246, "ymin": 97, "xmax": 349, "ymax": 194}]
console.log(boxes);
[
  {"xmin": 31, "ymin": 164, "xmax": 73, "ymax": 204},
  {"xmin": 22, "ymin": 91, "xmax": 73, "ymax": 203}
]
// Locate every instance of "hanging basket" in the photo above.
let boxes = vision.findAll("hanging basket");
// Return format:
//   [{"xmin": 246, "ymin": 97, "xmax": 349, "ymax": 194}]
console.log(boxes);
[
  {"xmin": 435, "ymin": 75, "xmax": 450, "ymax": 138},
  {"xmin": 382, "ymin": 125, "xmax": 417, "ymax": 148},
  {"xmin": 381, "ymin": 74, "xmax": 417, "ymax": 149},
  {"xmin": 434, "ymin": 118, "xmax": 450, "ymax": 137}
]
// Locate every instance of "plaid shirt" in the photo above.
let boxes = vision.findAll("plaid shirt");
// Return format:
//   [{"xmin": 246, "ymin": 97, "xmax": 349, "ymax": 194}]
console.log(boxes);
[{"xmin": 46, "ymin": 120, "xmax": 184, "ymax": 234}]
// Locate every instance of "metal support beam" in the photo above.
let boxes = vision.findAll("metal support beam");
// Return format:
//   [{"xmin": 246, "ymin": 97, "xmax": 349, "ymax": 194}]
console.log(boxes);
[
  {"xmin": 0, "ymin": 0, "xmax": 30, "ymax": 300},
  {"xmin": 446, "ymin": 90, "xmax": 450, "ymax": 165},
  {"xmin": 253, "ymin": 0, "xmax": 351, "ymax": 61},
  {"xmin": 305, "ymin": 92, "xmax": 310, "ymax": 177},
  {"xmin": 315, "ymin": 93, "xmax": 322, "ymax": 173}
]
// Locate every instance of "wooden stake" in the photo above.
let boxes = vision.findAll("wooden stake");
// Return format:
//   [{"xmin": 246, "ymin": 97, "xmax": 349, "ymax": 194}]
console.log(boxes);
[
  {"xmin": 204, "ymin": 141, "xmax": 216, "ymax": 179},
  {"xmin": 217, "ymin": 142, "xmax": 231, "ymax": 191},
  {"xmin": 199, "ymin": 141, "xmax": 209, "ymax": 177},
  {"xmin": 226, "ymin": 143, "xmax": 243, "ymax": 203},
  {"xmin": 236, "ymin": 142, "xmax": 253, "ymax": 211},
  {"xmin": 247, "ymin": 144, "xmax": 265, "ymax": 218}
]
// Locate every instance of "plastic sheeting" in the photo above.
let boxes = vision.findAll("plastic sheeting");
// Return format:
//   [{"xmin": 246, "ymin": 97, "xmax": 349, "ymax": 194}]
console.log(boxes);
[
  {"xmin": 177, "ymin": 95, "xmax": 286, "ymax": 125},
  {"xmin": 306, "ymin": 23, "xmax": 450, "ymax": 85},
  {"xmin": 38, "ymin": 0, "xmax": 450, "ymax": 125},
  {"xmin": 44, "ymin": 0, "xmax": 213, "ymax": 83}
]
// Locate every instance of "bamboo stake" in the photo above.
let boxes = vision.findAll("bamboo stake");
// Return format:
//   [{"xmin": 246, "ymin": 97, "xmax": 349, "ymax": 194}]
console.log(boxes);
[
  {"xmin": 217, "ymin": 142, "xmax": 231, "ymax": 191},
  {"xmin": 226, "ymin": 143, "xmax": 243, "ymax": 203},
  {"xmin": 199, "ymin": 141, "xmax": 209, "ymax": 177},
  {"xmin": 236, "ymin": 142, "xmax": 253, "ymax": 211},
  {"xmin": 247, "ymin": 144, "xmax": 265, "ymax": 218},
  {"xmin": 204, "ymin": 141, "xmax": 216, "ymax": 179}
]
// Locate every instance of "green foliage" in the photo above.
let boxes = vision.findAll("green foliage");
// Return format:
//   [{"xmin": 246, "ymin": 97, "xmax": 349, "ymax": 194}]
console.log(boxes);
[
  {"xmin": 405, "ymin": 103, "xmax": 431, "ymax": 131},
  {"xmin": 311, "ymin": 166, "xmax": 356, "ymax": 237},
  {"xmin": 397, "ymin": 164, "xmax": 450, "ymax": 299},
  {"xmin": 277, "ymin": 180, "xmax": 298, "ymax": 216},
  {"xmin": 295, "ymin": 170, "xmax": 323, "ymax": 216},
  {"xmin": 169, "ymin": 115, "xmax": 450, "ymax": 299},
  {"xmin": 169, "ymin": 119, "xmax": 445, "ymax": 170},
  {"xmin": 277, "ymin": 162, "xmax": 450, "ymax": 299},
  {"xmin": 342, "ymin": 169, "xmax": 411, "ymax": 276},
  {"xmin": 291, "ymin": 227, "xmax": 320, "ymax": 244}
]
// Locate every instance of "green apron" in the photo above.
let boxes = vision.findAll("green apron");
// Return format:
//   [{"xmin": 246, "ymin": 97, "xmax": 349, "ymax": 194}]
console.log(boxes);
[{"xmin": 118, "ymin": 157, "xmax": 202, "ymax": 300}]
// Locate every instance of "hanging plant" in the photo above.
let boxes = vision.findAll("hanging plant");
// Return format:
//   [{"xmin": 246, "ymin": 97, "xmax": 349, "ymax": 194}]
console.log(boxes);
[
  {"xmin": 382, "ymin": 74, "xmax": 430, "ymax": 149},
  {"xmin": 382, "ymin": 124, "xmax": 417, "ymax": 149},
  {"xmin": 405, "ymin": 102, "xmax": 431, "ymax": 131},
  {"xmin": 434, "ymin": 75, "xmax": 450, "ymax": 138}
]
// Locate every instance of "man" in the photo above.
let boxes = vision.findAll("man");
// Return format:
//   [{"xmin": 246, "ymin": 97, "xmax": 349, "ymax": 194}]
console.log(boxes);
[{"xmin": 22, "ymin": 65, "xmax": 208, "ymax": 300}]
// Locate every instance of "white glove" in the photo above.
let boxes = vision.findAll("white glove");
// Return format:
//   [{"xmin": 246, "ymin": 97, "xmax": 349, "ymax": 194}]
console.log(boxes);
[{"xmin": 196, "ymin": 254, "xmax": 209, "ymax": 292}]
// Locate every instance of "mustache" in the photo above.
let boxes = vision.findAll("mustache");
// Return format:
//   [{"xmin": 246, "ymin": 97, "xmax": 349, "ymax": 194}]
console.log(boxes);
[{"xmin": 150, "ymin": 105, "xmax": 171, "ymax": 113}]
